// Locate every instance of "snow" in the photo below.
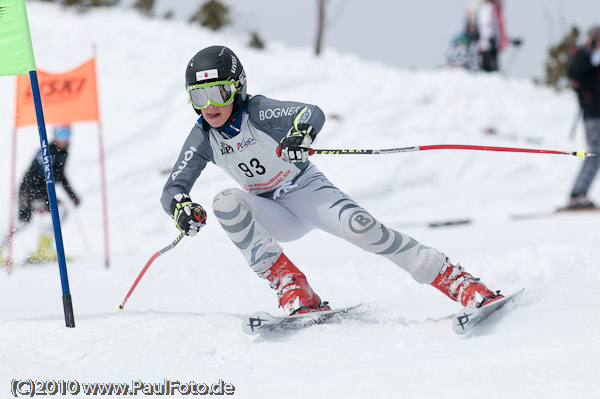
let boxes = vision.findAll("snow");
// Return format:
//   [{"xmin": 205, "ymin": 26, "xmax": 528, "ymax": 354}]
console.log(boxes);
[{"xmin": 1, "ymin": 3, "xmax": 599, "ymax": 398}]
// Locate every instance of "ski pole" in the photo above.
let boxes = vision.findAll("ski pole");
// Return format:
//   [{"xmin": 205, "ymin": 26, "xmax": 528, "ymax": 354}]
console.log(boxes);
[
  {"xmin": 569, "ymin": 108, "xmax": 583, "ymax": 141},
  {"xmin": 116, "ymin": 232, "xmax": 185, "ymax": 311},
  {"xmin": 308, "ymin": 144, "xmax": 595, "ymax": 159}
]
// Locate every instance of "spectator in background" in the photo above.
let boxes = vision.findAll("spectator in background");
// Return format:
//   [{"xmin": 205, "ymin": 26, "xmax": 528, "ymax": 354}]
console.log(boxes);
[
  {"xmin": 0, "ymin": 125, "xmax": 81, "ymax": 264},
  {"xmin": 444, "ymin": 32, "xmax": 480, "ymax": 72},
  {"xmin": 566, "ymin": 26, "xmax": 600, "ymax": 209},
  {"xmin": 475, "ymin": 0, "xmax": 508, "ymax": 72},
  {"xmin": 453, "ymin": 0, "xmax": 521, "ymax": 73}
]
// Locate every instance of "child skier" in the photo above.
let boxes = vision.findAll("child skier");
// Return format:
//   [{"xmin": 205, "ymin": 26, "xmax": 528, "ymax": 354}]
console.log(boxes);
[
  {"xmin": 0, "ymin": 125, "xmax": 80, "ymax": 264},
  {"xmin": 161, "ymin": 46, "xmax": 503, "ymax": 315}
]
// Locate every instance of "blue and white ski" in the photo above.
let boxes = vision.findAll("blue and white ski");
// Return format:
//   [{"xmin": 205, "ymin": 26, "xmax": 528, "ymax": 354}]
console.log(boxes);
[
  {"xmin": 453, "ymin": 289, "xmax": 524, "ymax": 334},
  {"xmin": 242, "ymin": 304, "xmax": 361, "ymax": 335}
]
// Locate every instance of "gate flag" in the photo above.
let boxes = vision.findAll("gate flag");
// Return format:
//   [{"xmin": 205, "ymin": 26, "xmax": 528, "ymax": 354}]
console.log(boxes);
[
  {"xmin": 0, "ymin": 0, "xmax": 36, "ymax": 76},
  {"xmin": 1, "ymin": 0, "xmax": 76, "ymax": 328},
  {"xmin": 15, "ymin": 58, "xmax": 100, "ymax": 128}
]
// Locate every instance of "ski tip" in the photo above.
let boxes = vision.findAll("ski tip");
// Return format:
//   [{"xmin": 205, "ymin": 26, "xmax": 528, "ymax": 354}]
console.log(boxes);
[{"xmin": 242, "ymin": 311, "xmax": 275, "ymax": 335}]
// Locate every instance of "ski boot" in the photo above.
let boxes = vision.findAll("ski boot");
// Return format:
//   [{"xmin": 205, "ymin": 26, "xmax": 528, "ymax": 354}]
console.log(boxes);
[
  {"xmin": 431, "ymin": 259, "xmax": 503, "ymax": 308},
  {"xmin": 567, "ymin": 194, "xmax": 596, "ymax": 209},
  {"xmin": 26, "ymin": 234, "xmax": 58, "ymax": 264},
  {"xmin": 262, "ymin": 253, "xmax": 330, "ymax": 315}
]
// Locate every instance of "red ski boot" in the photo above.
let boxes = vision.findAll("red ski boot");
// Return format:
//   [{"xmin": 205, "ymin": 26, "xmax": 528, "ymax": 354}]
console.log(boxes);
[
  {"xmin": 263, "ymin": 253, "xmax": 330, "ymax": 315},
  {"xmin": 431, "ymin": 260, "xmax": 503, "ymax": 308}
]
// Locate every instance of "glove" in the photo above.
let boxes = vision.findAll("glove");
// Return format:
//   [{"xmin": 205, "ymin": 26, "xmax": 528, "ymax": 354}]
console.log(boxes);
[
  {"xmin": 277, "ymin": 123, "xmax": 316, "ymax": 163},
  {"xmin": 170, "ymin": 193, "xmax": 207, "ymax": 236}
]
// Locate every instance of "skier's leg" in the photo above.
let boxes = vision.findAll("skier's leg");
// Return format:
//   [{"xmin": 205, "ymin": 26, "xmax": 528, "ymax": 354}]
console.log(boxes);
[
  {"xmin": 28, "ymin": 198, "xmax": 60, "ymax": 263},
  {"xmin": 570, "ymin": 118, "xmax": 600, "ymax": 205},
  {"xmin": 286, "ymin": 166, "xmax": 500, "ymax": 307},
  {"xmin": 1, "ymin": 192, "xmax": 32, "ymax": 262},
  {"xmin": 212, "ymin": 188, "xmax": 327, "ymax": 314}
]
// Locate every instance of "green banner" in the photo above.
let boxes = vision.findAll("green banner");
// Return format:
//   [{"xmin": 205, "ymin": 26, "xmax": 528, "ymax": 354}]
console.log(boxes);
[{"xmin": 0, "ymin": 0, "xmax": 36, "ymax": 76}]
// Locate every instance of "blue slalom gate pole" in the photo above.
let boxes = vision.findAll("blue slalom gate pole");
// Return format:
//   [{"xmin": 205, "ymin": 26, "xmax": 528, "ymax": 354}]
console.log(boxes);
[{"xmin": 29, "ymin": 71, "xmax": 76, "ymax": 328}]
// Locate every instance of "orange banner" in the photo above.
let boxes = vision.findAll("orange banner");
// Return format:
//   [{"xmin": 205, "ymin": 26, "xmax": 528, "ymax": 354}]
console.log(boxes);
[{"xmin": 15, "ymin": 58, "xmax": 100, "ymax": 128}]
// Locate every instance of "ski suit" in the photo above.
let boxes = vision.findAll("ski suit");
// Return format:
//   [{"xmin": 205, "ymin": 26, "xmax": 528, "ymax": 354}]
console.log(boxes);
[
  {"xmin": 161, "ymin": 95, "xmax": 445, "ymax": 284},
  {"xmin": 18, "ymin": 142, "xmax": 78, "ymax": 224}
]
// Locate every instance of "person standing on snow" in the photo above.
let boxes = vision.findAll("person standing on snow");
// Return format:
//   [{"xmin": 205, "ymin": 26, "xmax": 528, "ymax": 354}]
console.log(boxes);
[
  {"xmin": 475, "ymin": 0, "xmax": 509, "ymax": 72},
  {"xmin": 566, "ymin": 26, "xmax": 600, "ymax": 209},
  {"xmin": 0, "ymin": 125, "xmax": 81, "ymax": 264},
  {"xmin": 161, "ymin": 46, "xmax": 504, "ymax": 315}
]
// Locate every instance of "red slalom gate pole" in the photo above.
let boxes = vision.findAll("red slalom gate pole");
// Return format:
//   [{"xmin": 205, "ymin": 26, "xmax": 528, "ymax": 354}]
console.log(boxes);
[
  {"xmin": 309, "ymin": 144, "xmax": 594, "ymax": 159},
  {"xmin": 116, "ymin": 233, "xmax": 185, "ymax": 311}
]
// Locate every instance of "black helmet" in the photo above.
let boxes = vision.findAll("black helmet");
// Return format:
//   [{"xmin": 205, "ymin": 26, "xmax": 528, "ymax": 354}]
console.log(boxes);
[{"xmin": 185, "ymin": 46, "xmax": 247, "ymax": 114}]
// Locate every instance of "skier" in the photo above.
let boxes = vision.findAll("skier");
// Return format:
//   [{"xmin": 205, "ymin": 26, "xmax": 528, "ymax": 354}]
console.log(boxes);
[
  {"xmin": 161, "ymin": 46, "xmax": 504, "ymax": 315},
  {"xmin": 566, "ymin": 26, "xmax": 600, "ymax": 209},
  {"xmin": 0, "ymin": 125, "xmax": 81, "ymax": 263}
]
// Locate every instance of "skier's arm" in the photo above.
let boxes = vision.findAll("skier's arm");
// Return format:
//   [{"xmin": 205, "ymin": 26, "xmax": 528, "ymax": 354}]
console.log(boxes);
[
  {"xmin": 160, "ymin": 125, "xmax": 213, "ymax": 217},
  {"xmin": 247, "ymin": 95, "xmax": 326, "ymax": 143},
  {"xmin": 247, "ymin": 95, "xmax": 326, "ymax": 163},
  {"xmin": 59, "ymin": 173, "xmax": 79, "ymax": 204},
  {"xmin": 53, "ymin": 152, "xmax": 80, "ymax": 204},
  {"xmin": 278, "ymin": 109, "xmax": 318, "ymax": 163}
]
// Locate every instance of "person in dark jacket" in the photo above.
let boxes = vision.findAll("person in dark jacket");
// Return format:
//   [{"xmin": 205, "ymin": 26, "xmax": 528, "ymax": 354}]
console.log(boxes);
[
  {"xmin": 1, "ymin": 125, "xmax": 81, "ymax": 263},
  {"xmin": 567, "ymin": 26, "xmax": 600, "ymax": 208}
]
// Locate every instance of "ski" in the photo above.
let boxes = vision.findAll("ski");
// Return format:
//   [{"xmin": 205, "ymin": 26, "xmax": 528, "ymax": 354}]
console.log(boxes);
[
  {"xmin": 398, "ymin": 217, "xmax": 472, "ymax": 229},
  {"xmin": 242, "ymin": 304, "xmax": 361, "ymax": 335},
  {"xmin": 511, "ymin": 206, "xmax": 600, "ymax": 221},
  {"xmin": 453, "ymin": 289, "xmax": 524, "ymax": 334}
]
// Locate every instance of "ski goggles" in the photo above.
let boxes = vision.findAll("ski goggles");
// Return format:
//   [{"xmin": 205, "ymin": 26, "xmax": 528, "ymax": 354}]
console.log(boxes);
[{"xmin": 186, "ymin": 80, "xmax": 237, "ymax": 110}]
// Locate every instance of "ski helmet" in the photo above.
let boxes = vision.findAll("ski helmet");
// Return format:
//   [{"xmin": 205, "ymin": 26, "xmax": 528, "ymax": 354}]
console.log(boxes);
[
  {"xmin": 54, "ymin": 125, "xmax": 71, "ymax": 141},
  {"xmin": 185, "ymin": 46, "xmax": 247, "ymax": 114}
]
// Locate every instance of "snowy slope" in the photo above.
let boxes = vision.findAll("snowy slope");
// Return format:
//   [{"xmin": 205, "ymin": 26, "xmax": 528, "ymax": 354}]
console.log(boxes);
[{"xmin": 1, "ymin": 3, "xmax": 599, "ymax": 398}]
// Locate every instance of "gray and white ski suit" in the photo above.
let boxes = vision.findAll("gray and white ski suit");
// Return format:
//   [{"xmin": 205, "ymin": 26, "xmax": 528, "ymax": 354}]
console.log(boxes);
[{"xmin": 161, "ymin": 95, "xmax": 445, "ymax": 284}]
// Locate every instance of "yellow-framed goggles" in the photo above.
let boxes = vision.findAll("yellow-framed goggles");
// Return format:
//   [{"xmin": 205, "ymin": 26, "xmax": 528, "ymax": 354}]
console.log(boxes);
[{"xmin": 186, "ymin": 80, "xmax": 237, "ymax": 110}]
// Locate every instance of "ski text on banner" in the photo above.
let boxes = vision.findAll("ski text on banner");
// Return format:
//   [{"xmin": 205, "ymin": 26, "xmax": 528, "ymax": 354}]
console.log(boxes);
[{"xmin": 15, "ymin": 58, "xmax": 100, "ymax": 128}]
